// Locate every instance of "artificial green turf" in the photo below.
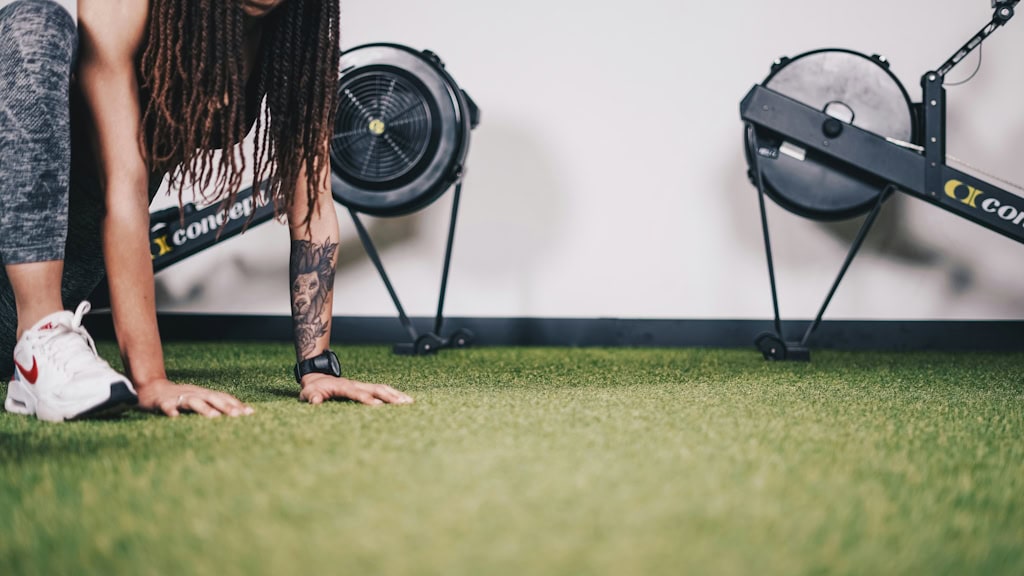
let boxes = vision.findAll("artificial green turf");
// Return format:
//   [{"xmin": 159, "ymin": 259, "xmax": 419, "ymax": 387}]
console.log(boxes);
[{"xmin": 1, "ymin": 344, "xmax": 1022, "ymax": 575}]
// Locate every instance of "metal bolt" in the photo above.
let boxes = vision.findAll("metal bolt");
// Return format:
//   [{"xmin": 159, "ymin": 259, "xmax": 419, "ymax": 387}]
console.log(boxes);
[
  {"xmin": 931, "ymin": 137, "xmax": 937, "ymax": 143},
  {"xmin": 762, "ymin": 105, "xmax": 769, "ymax": 111},
  {"xmin": 930, "ymin": 100, "xmax": 938, "ymax": 106},
  {"xmin": 928, "ymin": 73, "xmax": 937, "ymax": 82},
  {"xmin": 823, "ymin": 140, "xmax": 830, "ymax": 147}
]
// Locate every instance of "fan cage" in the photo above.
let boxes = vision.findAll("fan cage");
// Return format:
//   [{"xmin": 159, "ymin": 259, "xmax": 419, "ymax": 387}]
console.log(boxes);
[{"xmin": 330, "ymin": 65, "xmax": 443, "ymax": 192}]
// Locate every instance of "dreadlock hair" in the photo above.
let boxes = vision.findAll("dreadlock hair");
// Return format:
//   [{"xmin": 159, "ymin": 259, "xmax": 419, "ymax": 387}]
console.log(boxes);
[{"xmin": 140, "ymin": 0, "xmax": 340, "ymax": 229}]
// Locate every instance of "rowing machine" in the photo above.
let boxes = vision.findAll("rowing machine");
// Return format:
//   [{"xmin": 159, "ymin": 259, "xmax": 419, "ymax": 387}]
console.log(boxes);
[{"xmin": 740, "ymin": 0, "xmax": 1021, "ymax": 361}]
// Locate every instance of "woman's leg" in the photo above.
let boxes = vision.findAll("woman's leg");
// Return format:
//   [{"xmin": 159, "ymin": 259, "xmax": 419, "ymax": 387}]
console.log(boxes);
[
  {"xmin": 0, "ymin": 1, "xmax": 135, "ymax": 421},
  {"xmin": 0, "ymin": 0, "xmax": 77, "ymax": 378}
]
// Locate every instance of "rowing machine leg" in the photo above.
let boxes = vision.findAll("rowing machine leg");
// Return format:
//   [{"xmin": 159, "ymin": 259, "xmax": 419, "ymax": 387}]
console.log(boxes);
[
  {"xmin": 755, "ymin": 331, "xmax": 811, "ymax": 362},
  {"xmin": 349, "ymin": 183, "xmax": 473, "ymax": 357}
]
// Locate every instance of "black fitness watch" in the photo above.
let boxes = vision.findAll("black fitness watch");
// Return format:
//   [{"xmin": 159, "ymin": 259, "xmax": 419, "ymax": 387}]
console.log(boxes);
[{"xmin": 294, "ymin": 349, "xmax": 342, "ymax": 383}]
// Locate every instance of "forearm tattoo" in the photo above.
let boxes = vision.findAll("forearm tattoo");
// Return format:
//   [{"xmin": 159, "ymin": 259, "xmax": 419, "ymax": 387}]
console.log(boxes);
[{"xmin": 290, "ymin": 239, "xmax": 339, "ymax": 360}]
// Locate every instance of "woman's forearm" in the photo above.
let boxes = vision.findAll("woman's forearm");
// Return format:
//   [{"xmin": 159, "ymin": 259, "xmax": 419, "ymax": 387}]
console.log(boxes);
[
  {"xmin": 287, "ymin": 165, "xmax": 340, "ymax": 362},
  {"xmin": 289, "ymin": 206, "xmax": 340, "ymax": 362},
  {"xmin": 102, "ymin": 181, "xmax": 167, "ymax": 386},
  {"xmin": 78, "ymin": 0, "xmax": 165, "ymax": 386}
]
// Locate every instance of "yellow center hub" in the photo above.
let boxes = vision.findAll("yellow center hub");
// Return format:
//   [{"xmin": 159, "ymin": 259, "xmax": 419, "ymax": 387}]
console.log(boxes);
[{"xmin": 368, "ymin": 119, "xmax": 386, "ymax": 135}]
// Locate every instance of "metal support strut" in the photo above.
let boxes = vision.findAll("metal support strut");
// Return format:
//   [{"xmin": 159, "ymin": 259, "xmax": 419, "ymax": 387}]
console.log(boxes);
[
  {"xmin": 746, "ymin": 124, "xmax": 893, "ymax": 361},
  {"xmin": 797, "ymin": 184, "xmax": 895, "ymax": 348},
  {"xmin": 347, "ymin": 182, "xmax": 475, "ymax": 356}
]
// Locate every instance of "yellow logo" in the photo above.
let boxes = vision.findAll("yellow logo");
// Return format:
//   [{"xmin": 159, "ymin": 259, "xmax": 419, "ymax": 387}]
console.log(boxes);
[
  {"xmin": 944, "ymin": 179, "xmax": 984, "ymax": 208},
  {"xmin": 368, "ymin": 119, "xmax": 386, "ymax": 135},
  {"xmin": 946, "ymin": 178, "xmax": 1024, "ymax": 227},
  {"xmin": 152, "ymin": 235, "xmax": 173, "ymax": 259}
]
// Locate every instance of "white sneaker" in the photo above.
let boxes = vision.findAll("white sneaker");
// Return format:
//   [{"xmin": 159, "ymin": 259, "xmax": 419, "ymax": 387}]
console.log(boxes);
[{"xmin": 4, "ymin": 301, "xmax": 137, "ymax": 422}]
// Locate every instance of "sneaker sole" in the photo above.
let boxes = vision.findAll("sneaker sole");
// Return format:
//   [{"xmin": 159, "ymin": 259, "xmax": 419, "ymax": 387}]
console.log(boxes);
[
  {"xmin": 5, "ymin": 379, "xmax": 138, "ymax": 422},
  {"xmin": 4, "ymin": 376, "xmax": 38, "ymax": 416},
  {"xmin": 68, "ymin": 382, "xmax": 138, "ymax": 421}
]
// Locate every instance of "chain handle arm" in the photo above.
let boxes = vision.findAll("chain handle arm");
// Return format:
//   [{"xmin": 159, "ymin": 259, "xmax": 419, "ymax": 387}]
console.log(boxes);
[{"xmin": 937, "ymin": 0, "xmax": 1018, "ymax": 78}]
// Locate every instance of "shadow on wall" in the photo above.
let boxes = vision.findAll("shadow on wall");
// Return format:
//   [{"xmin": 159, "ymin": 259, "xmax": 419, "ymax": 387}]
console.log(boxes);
[
  {"xmin": 335, "ymin": 216, "xmax": 421, "ymax": 271},
  {"xmin": 452, "ymin": 119, "xmax": 566, "ymax": 315}
]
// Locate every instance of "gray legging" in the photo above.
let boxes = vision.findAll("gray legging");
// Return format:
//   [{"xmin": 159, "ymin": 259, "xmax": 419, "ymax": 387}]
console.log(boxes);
[{"xmin": 0, "ymin": 0, "xmax": 158, "ymax": 378}]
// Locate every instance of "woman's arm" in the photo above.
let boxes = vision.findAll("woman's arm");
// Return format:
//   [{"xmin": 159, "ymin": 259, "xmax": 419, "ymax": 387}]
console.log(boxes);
[
  {"xmin": 77, "ymin": 0, "xmax": 251, "ymax": 417},
  {"xmin": 287, "ymin": 164, "xmax": 412, "ymax": 406}
]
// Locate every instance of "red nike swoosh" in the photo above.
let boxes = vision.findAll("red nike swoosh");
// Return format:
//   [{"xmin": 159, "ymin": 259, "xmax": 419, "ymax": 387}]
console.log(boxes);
[{"xmin": 14, "ymin": 357, "xmax": 38, "ymax": 384}]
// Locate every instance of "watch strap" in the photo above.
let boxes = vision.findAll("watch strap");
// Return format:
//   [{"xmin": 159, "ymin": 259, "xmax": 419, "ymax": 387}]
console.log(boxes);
[{"xmin": 294, "ymin": 349, "xmax": 341, "ymax": 383}]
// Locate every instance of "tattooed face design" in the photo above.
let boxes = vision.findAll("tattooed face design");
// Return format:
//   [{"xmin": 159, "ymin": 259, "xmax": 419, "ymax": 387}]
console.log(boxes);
[
  {"xmin": 290, "ymin": 240, "xmax": 337, "ymax": 323},
  {"xmin": 290, "ymin": 239, "xmax": 339, "ymax": 358},
  {"xmin": 292, "ymin": 272, "xmax": 321, "ymax": 318}
]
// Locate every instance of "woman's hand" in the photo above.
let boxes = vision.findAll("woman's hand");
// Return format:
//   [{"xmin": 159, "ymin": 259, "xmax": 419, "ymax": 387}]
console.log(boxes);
[
  {"xmin": 137, "ymin": 379, "xmax": 255, "ymax": 418},
  {"xmin": 299, "ymin": 374, "xmax": 413, "ymax": 406}
]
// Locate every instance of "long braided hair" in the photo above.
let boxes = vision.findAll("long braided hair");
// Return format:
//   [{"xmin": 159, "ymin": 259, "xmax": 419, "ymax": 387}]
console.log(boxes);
[{"xmin": 140, "ymin": 0, "xmax": 340, "ymax": 228}]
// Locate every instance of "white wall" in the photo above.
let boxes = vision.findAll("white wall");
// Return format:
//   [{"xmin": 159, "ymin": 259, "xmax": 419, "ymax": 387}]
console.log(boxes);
[{"xmin": 153, "ymin": 0, "xmax": 1024, "ymax": 320}]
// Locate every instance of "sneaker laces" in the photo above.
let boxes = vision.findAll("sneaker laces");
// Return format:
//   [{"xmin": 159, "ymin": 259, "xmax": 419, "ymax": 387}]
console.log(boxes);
[{"xmin": 31, "ymin": 301, "xmax": 112, "ymax": 378}]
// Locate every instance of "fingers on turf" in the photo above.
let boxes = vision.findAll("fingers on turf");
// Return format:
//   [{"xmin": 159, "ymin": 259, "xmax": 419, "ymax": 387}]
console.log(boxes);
[
  {"xmin": 363, "ymin": 393, "xmax": 384, "ymax": 406},
  {"xmin": 160, "ymin": 400, "xmax": 181, "ymax": 418},
  {"xmin": 185, "ymin": 397, "xmax": 222, "ymax": 418},
  {"xmin": 205, "ymin": 393, "xmax": 252, "ymax": 417},
  {"xmin": 348, "ymin": 388, "xmax": 382, "ymax": 405},
  {"xmin": 393, "ymin": 388, "xmax": 414, "ymax": 404},
  {"xmin": 301, "ymin": 383, "xmax": 409, "ymax": 406},
  {"xmin": 299, "ymin": 386, "xmax": 326, "ymax": 405},
  {"xmin": 379, "ymin": 386, "xmax": 412, "ymax": 404}
]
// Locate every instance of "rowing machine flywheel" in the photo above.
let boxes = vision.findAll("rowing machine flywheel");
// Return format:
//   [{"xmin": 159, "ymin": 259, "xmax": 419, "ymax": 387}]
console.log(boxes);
[
  {"xmin": 329, "ymin": 43, "xmax": 480, "ymax": 356},
  {"xmin": 745, "ymin": 49, "xmax": 916, "ymax": 221},
  {"xmin": 330, "ymin": 43, "xmax": 479, "ymax": 217}
]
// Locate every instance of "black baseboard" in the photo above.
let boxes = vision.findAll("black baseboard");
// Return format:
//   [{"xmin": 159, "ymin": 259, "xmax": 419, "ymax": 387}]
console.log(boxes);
[{"xmin": 81, "ymin": 314, "xmax": 1024, "ymax": 352}]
